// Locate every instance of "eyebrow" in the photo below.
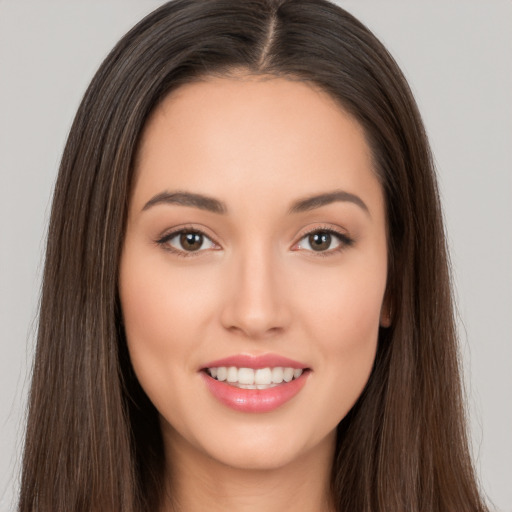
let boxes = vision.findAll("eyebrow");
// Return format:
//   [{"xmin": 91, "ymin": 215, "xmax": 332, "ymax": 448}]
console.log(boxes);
[
  {"xmin": 142, "ymin": 191, "xmax": 227, "ymax": 214},
  {"xmin": 142, "ymin": 189, "xmax": 369, "ymax": 216},
  {"xmin": 288, "ymin": 190, "xmax": 369, "ymax": 215}
]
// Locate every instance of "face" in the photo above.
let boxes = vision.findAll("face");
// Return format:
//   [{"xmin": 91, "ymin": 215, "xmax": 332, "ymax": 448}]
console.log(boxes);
[{"xmin": 119, "ymin": 76, "xmax": 389, "ymax": 472}]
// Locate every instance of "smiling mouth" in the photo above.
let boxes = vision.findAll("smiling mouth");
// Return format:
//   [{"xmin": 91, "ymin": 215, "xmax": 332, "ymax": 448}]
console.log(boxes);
[{"xmin": 204, "ymin": 366, "xmax": 307, "ymax": 389}]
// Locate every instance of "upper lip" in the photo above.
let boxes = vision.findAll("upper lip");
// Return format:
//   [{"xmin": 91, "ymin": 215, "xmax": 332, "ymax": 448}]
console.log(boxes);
[{"xmin": 201, "ymin": 353, "xmax": 309, "ymax": 370}]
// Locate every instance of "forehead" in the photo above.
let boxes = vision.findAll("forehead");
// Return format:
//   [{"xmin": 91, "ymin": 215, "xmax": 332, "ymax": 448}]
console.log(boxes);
[{"xmin": 132, "ymin": 75, "xmax": 382, "ymax": 218}]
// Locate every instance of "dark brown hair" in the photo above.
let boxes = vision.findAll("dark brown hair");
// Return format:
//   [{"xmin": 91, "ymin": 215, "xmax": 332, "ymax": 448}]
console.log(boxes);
[{"xmin": 19, "ymin": 1, "xmax": 488, "ymax": 510}]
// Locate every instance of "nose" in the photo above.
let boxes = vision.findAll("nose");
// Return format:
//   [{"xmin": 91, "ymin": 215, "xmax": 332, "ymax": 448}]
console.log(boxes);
[{"xmin": 219, "ymin": 245, "xmax": 291, "ymax": 340}]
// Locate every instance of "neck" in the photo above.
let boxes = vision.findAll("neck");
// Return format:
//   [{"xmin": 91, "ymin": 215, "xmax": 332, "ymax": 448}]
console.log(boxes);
[{"xmin": 160, "ymin": 429, "xmax": 336, "ymax": 512}]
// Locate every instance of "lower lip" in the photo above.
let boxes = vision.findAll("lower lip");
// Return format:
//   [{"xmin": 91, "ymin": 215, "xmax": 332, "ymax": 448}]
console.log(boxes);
[{"xmin": 201, "ymin": 371, "xmax": 309, "ymax": 413}]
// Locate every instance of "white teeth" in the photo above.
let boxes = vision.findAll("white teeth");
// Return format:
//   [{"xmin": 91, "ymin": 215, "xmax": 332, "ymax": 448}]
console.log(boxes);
[
  {"xmin": 238, "ymin": 368, "xmax": 255, "ymax": 385},
  {"xmin": 206, "ymin": 366, "xmax": 305, "ymax": 386},
  {"xmin": 283, "ymin": 367, "xmax": 294, "ymax": 382},
  {"xmin": 236, "ymin": 383, "xmax": 279, "ymax": 389},
  {"xmin": 255, "ymin": 368, "xmax": 272, "ymax": 385},
  {"xmin": 271, "ymin": 367, "xmax": 284, "ymax": 383},
  {"xmin": 226, "ymin": 366, "xmax": 238, "ymax": 383}
]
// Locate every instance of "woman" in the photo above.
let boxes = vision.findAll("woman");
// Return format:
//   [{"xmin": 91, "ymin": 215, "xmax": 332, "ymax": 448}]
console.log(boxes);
[{"xmin": 18, "ymin": 0, "xmax": 489, "ymax": 510}]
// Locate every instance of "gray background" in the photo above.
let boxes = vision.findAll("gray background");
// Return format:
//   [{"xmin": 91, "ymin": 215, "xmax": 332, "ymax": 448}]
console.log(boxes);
[{"xmin": 1, "ymin": 1, "xmax": 511, "ymax": 510}]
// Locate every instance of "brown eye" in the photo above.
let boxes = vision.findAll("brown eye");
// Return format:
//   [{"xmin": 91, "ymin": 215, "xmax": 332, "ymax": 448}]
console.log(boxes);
[
  {"xmin": 180, "ymin": 232, "xmax": 204, "ymax": 251},
  {"xmin": 308, "ymin": 232, "xmax": 332, "ymax": 251},
  {"xmin": 158, "ymin": 229, "xmax": 217, "ymax": 254},
  {"xmin": 295, "ymin": 228, "xmax": 352, "ymax": 254}
]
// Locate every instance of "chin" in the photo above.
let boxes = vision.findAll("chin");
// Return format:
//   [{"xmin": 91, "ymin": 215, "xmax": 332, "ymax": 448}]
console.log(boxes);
[
  {"xmin": 168, "ymin": 417, "xmax": 337, "ymax": 473},
  {"xmin": 208, "ymin": 440, "xmax": 307, "ymax": 471}
]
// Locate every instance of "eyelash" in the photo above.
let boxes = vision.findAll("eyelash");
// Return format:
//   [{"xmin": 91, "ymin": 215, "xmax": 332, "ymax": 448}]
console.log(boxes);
[
  {"xmin": 155, "ymin": 225, "xmax": 354, "ymax": 258},
  {"xmin": 296, "ymin": 226, "xmax": 354, "ymax": 257},
  {"xmin": 155, "ymin": 225, "xmax": 218, "ymax": 258}
]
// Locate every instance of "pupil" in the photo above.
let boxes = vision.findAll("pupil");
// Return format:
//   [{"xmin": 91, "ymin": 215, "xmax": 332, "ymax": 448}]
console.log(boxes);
[
  {"xmin": 180, "ymin": 232, "xmax": 202, "ymax": 251},
  {"xmin": 309, "ymin": 232, "xmax": 331, "ymax": 251}
]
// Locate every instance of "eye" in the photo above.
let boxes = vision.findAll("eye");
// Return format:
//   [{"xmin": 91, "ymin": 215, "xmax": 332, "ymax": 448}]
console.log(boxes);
[
  {"xmin": 157, "ymin": 229, "xmax": 218, "ymax": 255},
  {"xmin": 295, "ymin": 228, "xmax": 353, "ymax": 254}
]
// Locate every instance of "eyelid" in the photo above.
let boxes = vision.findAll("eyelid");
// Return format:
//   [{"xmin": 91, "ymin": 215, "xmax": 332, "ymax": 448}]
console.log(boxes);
[
  {"xmin": 291, "ymin": 225, "xmax": 354, "ymax": 255},
  {"xmin": 155, "ymin": 223, "xmax": 354, "ymax": 258},
  {"xmin": 155, "ymin": 224, "xmax": 221, "ymax": 257}
]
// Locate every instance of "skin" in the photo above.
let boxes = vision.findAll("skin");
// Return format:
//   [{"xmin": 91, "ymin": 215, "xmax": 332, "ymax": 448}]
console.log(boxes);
[{"xmin": 119, "ymin": 75, "xmax": 390, "ymax": 511}]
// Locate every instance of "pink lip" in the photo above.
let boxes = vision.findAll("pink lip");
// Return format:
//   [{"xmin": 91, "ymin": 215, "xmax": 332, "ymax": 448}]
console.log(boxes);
[
  {"xmin": 202, "ymin": 353, "xmax": 308, "ymax": 370},
  {"xmin": 201, "ymin": 370, "xmax": 310, "ymax": 413},
  {"xmin": 200, "ymin": 354, "xmax": 311, "ymax": 413}
]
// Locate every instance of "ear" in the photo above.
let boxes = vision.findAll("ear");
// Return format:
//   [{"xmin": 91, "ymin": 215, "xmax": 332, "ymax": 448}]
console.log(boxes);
[{"xmin": 379, "ymin": 290, "xmax": 392, "ymax": 328}]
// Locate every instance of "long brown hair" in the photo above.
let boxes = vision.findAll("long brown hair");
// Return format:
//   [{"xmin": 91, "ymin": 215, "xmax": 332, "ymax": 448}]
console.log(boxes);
[{"xmin": 19, "ymin": 1, "xmax": 488, "ymax": 510}]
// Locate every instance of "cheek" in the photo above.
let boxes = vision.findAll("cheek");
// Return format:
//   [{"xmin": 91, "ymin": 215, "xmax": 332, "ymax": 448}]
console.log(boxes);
[
  {"xmin": 118, "ymin": 246, "xmax": 216, "ymax": 403},
  {"xmin": 313, "ymin": 288, "xmax": 381, "ymax": 384},
  {"xmin": 120, "ymin": 243, "xmax": 216, "ymax": 340},
  {"xmin": 298, "ymin": 258, "xmax": 386, "ymax": 349},
  {"xmin": 294, "ymin": 257, "xmax": 386, "ymax": 417}
]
